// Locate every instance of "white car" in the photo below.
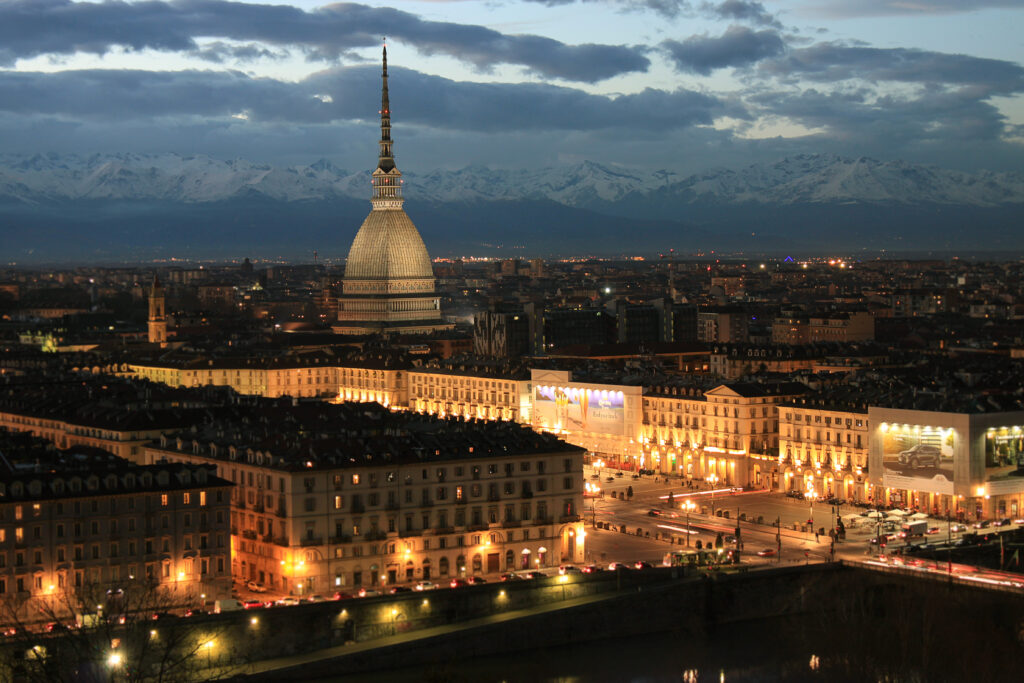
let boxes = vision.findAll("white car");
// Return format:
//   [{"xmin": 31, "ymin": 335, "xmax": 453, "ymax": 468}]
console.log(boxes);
[
  {"xmin": 246, "ymin": 581, "xmax": 267, "ymax": 593},
  {"xmin": 274, "ymin": 597, "xmax": 300, "ymax": 607},
  {"xmin": 413, "ymin": 581, "xmax": 439, "ymax": 591}
]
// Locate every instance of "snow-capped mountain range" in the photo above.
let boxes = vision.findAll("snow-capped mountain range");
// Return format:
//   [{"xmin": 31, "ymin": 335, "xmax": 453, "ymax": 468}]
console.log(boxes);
[{"xmin": 1, "ymin": 152, "xmax": 1021, "ymax": 208}]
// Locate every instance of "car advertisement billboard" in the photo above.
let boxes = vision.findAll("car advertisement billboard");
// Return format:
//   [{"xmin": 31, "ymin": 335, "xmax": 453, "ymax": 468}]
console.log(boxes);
[
  {"xmin": 534, "ymin": 385, "xmax": 624, "ymax": 436},
  {"xmin": 881, "ymin": 424, "xmax": 956, "ymax": 494}
]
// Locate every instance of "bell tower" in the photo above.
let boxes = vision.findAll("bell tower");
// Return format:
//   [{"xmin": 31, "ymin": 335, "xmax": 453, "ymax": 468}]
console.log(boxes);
[{"xmin": 148, "ymin": 274, "xmax": 168, "ymax": 347}]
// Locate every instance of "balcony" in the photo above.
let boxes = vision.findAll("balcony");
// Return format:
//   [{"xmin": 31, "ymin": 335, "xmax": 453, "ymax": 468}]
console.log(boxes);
[
  {"xmin": 273, "ymin": 537, "xmax": 290, "ymax": 547},
  {"xmin": 430, "ymin": 526, "xmax": 455, "ymax": 535},
  {"xmin": 241, "ymin": 529, "xmax": 258, "ymax": 541},
  {"xmin": 559, "ymin": 514, "xmax": 581, "ymax": 523},
  {"xmin": 398, "ymin": 529, "xmax": 423, "ymax": 538},
  {"xmin": 501, "ymin": 520, "xmax": 521, "ymax": 529},
  {"xmin": 535, "ymin": 517, "xmax": 554, "ymax": 526},
  {"xmin": 467, "ymin": 524, "xmax": 488, "ymax": 532},
  {"xmin": 329, "ymin": 535, "xmax": 353, "ymax": 544},
  {"xmin": 364, "ymin": 530, "xmax": 388, "ymax": 541},
  {"xmin": 299, "ymin": 536, "xmax": 323, "ymax": 547}
]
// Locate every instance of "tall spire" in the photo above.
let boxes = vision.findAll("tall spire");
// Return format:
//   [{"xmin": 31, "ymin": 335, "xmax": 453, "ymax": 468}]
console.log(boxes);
[
  {"xmin": 371, "ymin": 41, "xmax": 402, "ymax": 207},
  {"xmin": 377, "ymin": 42, "xmax": 395, "ymax": 173}
]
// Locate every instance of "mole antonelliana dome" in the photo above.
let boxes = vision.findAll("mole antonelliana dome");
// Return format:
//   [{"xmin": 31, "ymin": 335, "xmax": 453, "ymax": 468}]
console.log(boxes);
[
  {"xmin": 334, "ymin": 45, "xmax": 450, "ymax": 335},
  {"xmin": 343, "ymin": 209, "xmax": 433, "ymax": 280}
]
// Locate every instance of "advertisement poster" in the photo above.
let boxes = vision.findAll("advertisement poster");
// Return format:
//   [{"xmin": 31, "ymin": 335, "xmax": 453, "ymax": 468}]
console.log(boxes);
[
  {"xmin": 534, "ymin": 386, "xmax": 624, "ymax": 435},
  {"xmin": 881, "ymin": 425, "xmax": 956, "ymax": 495}
]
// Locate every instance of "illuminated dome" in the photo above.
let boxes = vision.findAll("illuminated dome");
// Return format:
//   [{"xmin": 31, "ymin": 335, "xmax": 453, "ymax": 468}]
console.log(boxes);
[{"xmin": 343, "ymin": 209, "xmax": 433, "ymax": 280}]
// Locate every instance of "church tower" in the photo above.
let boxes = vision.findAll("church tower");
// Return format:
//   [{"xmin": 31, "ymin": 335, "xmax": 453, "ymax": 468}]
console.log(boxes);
[
  {"xmin": 148, "ymin": 274, "xmax": 168, "ymax": 347},
  {"xmin": 334, "ymin": 45, "xmax": 452, "ymax": 336}
]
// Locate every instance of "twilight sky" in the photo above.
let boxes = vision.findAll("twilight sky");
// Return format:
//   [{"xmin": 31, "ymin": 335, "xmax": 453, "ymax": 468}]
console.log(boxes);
[{"xmin": 0, "ymin": 0, "xmax": 1022, "ymax": 174}]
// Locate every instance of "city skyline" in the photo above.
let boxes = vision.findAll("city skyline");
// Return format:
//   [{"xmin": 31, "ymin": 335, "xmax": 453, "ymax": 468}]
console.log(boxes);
[{"xmin": 0, "ymin": 1, "xmax": 1021, "ymax": 175}]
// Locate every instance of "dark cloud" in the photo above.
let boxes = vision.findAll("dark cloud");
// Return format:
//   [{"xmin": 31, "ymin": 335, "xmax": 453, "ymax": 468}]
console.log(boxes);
[
  {"xmin": 0, "ymin": 66, "xmax": 730, "ymax": 133},
  {"xmin": 802, "ymin": 1, "xmax": 1023, "ymax": 17},
  {"xmin": 521, "ymin": 0, "xmax": 691, "ymax": 18},
  {"xmin": 663, "ymin": 26, "xmax": 785, "ymax": 74},
  {"xmin": 701, "ymin": 1, "xmax": 781, "ymax": 27},
  {"xmin": 0, "ymin": 0, "xmax": 648, "ymax": 83},
  {"xmin": 759, "ymin": 44, "xmax": 1024, "ymax": 96}
]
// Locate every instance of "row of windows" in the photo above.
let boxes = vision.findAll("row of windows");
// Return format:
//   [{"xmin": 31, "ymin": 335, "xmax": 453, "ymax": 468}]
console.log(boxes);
[
  {"xmin": 0, "ymin": 509, "xmax": 225, "ymax": 543},
  {"xmin": 0, "ymin": 533, "xmax": 226, "ymax": 568},
  {"xmin": 0, "ymin": 557, "xmax": 227, "ymax": 595}
]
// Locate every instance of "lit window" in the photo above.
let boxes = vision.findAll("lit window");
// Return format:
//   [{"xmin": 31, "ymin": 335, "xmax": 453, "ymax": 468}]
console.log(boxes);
[
  {"xmin": 199, "ymin": 491, "xmax": 206, "ymax": 507},
  {"xmin": 351, "ymin": 474, "xmax": 360, "ymax": 485},
  {"xmin": 160, "ymin": 494, "xmax": 168, "ymax": 507},
  {"xmin": 183, "ymin": 493, "xmax": 191, "ymax": 505}
]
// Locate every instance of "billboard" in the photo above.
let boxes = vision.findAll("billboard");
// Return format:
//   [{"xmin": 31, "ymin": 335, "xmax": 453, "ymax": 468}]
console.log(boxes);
[
  {"xmin": 534, "ymin": 385, "xmax": 624, "ymax": 436},
  {"xmin": 880, "ymin": 424, "xmax": 956, "ymax": 495}
]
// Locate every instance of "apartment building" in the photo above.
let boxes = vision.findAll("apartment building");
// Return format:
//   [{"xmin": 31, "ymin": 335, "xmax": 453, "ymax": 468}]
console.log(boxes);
[{"xmin": 144, "ymin": 401, "xmax": 585, "ymax": 596}]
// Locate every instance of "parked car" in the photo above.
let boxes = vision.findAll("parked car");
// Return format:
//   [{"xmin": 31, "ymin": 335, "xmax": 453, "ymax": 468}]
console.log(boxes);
[
  {"xmin": 331, "ymin": 591, "xmax": 354, "ymax": 601},
  {"xmin": 522, "ymin": 571, "xmax": 547, "ymax": 579},
  {"xmin": 974, "ymin": 520, "xmax": 992, "ymax": 529},
  {"xmin": 994, "ymin": 518, "xmax": 1012, "ymax": 527},
  {"xmin": 581, "ymin": 565, "xmax": 605, "ymax": 574},
  {"xmin": 358, "ymin": 588, "xmax": 381, "ymax": 598},
  {"xmin": 608, "ymin": 562, "xmax": 631, "ymax": 571},
  {"xmin": 558, "ymin": 565, "xmax": 582, "ymax": 575},
  {"xmin": 926, "ymin": 527, "xmax": 941, "ymax": 535},
  {"xmin": 45, "ymin": 622, "xmax": 70, "ymax": 633},
  {"xmin": 499, "ymin": 573, "xmax": 522, "ymax": 582},
  {"xmin": 634, "ymin": 561, "xmax": 654, "ymax": 570},
  {"xmin": 246, "ymin": 581, "xmax": 267, "ymax": 593},
  {"xmin": 605, "ymin": 477, "xmax": 615, "ymax": 483},
  {"xmin": 387, "ymin": 586, "xmax": 412, "ymax": 594},
  {"xmin": 183, "ymin": 608, "xmax": 208, "ymax": 617},
  {"xmin": 466, "ymin": 576, "xmax": 488, "ymax": 585},
  {"xmin": 306, "ymin": 595, "xmax": 326, "ymax": 603},
  {"xmin": 275, "ymin": 597, "xmax": 301, "ymax": 607},
  {"xmin": 756, "ymin": 548, "xmax": 776, "ymax": 557},
  {"xmin": 242, "ymin": 600, "xmax": 266, "ymax": 609},
  {"xmin": 589, "ymin": 474, "xmax": 600, "ymax": 479},
  {"xmin": 449, "ymin": 578, "xmax": 468, "ymax": 588},
  {"xmin": 897, "ymin": 444, "xmax": 942, "ymax": 468},
  {"xmin": 413, "ymin": 581, "xmax": 438, "ymax": 591}
]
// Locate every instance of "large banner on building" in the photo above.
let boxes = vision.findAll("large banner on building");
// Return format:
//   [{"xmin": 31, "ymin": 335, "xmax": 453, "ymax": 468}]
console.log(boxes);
[
  {"xmin": 534, "ymin": 385, "xmax": 624, "ymax": 436},
  {"xmin": 880, "ymin": 424, "xmax": 956, "ymax": 495}
]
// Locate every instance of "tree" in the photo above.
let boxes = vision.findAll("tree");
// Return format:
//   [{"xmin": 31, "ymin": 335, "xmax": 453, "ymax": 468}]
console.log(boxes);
[{"xmin": 0, "ymin": 578, "xmax": 246, "ymax": 683}]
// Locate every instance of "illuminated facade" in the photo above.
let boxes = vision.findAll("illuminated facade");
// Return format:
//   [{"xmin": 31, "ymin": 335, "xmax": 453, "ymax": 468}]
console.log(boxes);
[
  {"xmin": 778, "ymin": 400, "xmax": 870, "ymax": 502},
  {"xmin": 146, "ymin": 405, "xmax": 585, "ymax": 596},
  {"xmin": 0, "ymin": 453, "xmax": 231, "ymax": 621},
  {"xmin": 147, "ymin": 274, "xmax": 168, "ymax": 347},
  {"xmin": 868, "ymin": 407, "xmax": 1024, "ymax": 520},
  {"xmin": 408, "ymin": 369, "xmax": 531, "ymax": 423}
]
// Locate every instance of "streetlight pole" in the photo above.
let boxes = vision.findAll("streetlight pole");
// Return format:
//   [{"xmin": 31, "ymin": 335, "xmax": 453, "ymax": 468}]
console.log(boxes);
[{"xmin": 708, "ymin": 473, "xmax": 719, "ymax": 516}]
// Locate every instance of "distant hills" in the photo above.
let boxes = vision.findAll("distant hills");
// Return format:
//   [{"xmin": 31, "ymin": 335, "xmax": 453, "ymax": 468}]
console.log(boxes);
[{"xmin": 1, "ymin": 153, "xmax": 1022, "ymax": 261}]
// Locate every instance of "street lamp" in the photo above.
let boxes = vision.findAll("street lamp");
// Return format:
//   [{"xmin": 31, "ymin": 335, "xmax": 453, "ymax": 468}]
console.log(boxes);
[
  {"xmin": 682, "ymin": 499, "xmax": 697, "ymax": 546},
  {"xmin": 804, "ymin": 485, "xmax": 816, "ymax": 536}
]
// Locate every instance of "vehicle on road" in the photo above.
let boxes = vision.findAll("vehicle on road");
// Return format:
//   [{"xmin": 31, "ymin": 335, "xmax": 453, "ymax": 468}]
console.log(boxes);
[
  {"xmin": 387, "ymin": 586, "xmax": 412, "ymax": 594},
  {"xmin": 605, "ymin": 477, "xmax": 615, "ymax": 482},
  {"xmin": 634, "ymin": 561, "xmax": 654, "ymax": 570},
  {"xmin": 926, "ymin": 527, "xmax": 941, "ymax": 535},
  {"xmin": 558, "ymin": 565, "xmax": 582, "ymax": 575},
  {"xmin": 413, "ymin": 581, "xmax": 439, "ymax": 591},
  {"xmin": 647, "ymin": 509, "xmax": 662, "ymax": 517},
  {"xmin": 467, "ymin": 576, "xmax": 488, "ymax": 585},
  {"xmin": 242, "ymin": 600, "xmax": 267, "ymax": 609},
  {"xmin": 994, "ymin": 518, "xmax": 1011, "ymax": 527},
  {"xmin": 331, "ymin": 591, "xmax": 354, "ymax": 600},
  {"xmin": 246, "ymin": 581, "xmax": 267, "ymax": 593},
  {"xmin": 449, "ymin": 578, "xmax": 468, "ymax": 588},
  {"xmin": 897, "ymin": 444, "xmax": 942, "ymax": 469},
  {"xmin": 974, "ymin": 520, "xmax": 992, "ymax": 529},
  {"xmin": 522, "ymin": 571, "xmax": 547, "ymax": 579},
  {"xmin": 581, "ymin": 565, "xmax": 604, "ymax": 574},
  {"xmin": 608, "ymin": 562, "xmax": 631, "ymax": 571},
  {"xmin": 358, "ymin": 588, "xmax": 381, "ymax": 598},
  {"xmin": 183, "ymin": 608, "xmax": 208, "ymax": 617},
  {"xmin": 590, "ymin": 474, "xmax": 600, "ymax": 479},
  {"xmin": 214, "ymin": 599, "xmax": 243, "ymax": 613},
  {"xmin": 306, "ymin": 595, "xmax": 326, "ymax": 603},
  {"xmin": 499, "ymin": 573, "xmax": 522, "ymax": 581},
  {"xmin": 756, "ymin": 548, "xmax": 776, "ymax": 557},
  {"xmin": 275, "ymin": 597, "xmax": 301, "ymax": 607}
]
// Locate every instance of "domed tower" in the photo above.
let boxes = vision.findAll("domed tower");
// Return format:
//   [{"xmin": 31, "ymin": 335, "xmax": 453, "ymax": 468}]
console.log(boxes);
[{"xmin": 335, "ymin": 45, "xmax": 451, "ymax": 336}]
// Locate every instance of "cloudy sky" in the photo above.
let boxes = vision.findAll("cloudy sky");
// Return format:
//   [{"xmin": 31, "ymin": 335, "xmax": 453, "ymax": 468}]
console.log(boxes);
[{"xmin": 1, "ymin": 0, "xmax": 1022, "ymax": 174}]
